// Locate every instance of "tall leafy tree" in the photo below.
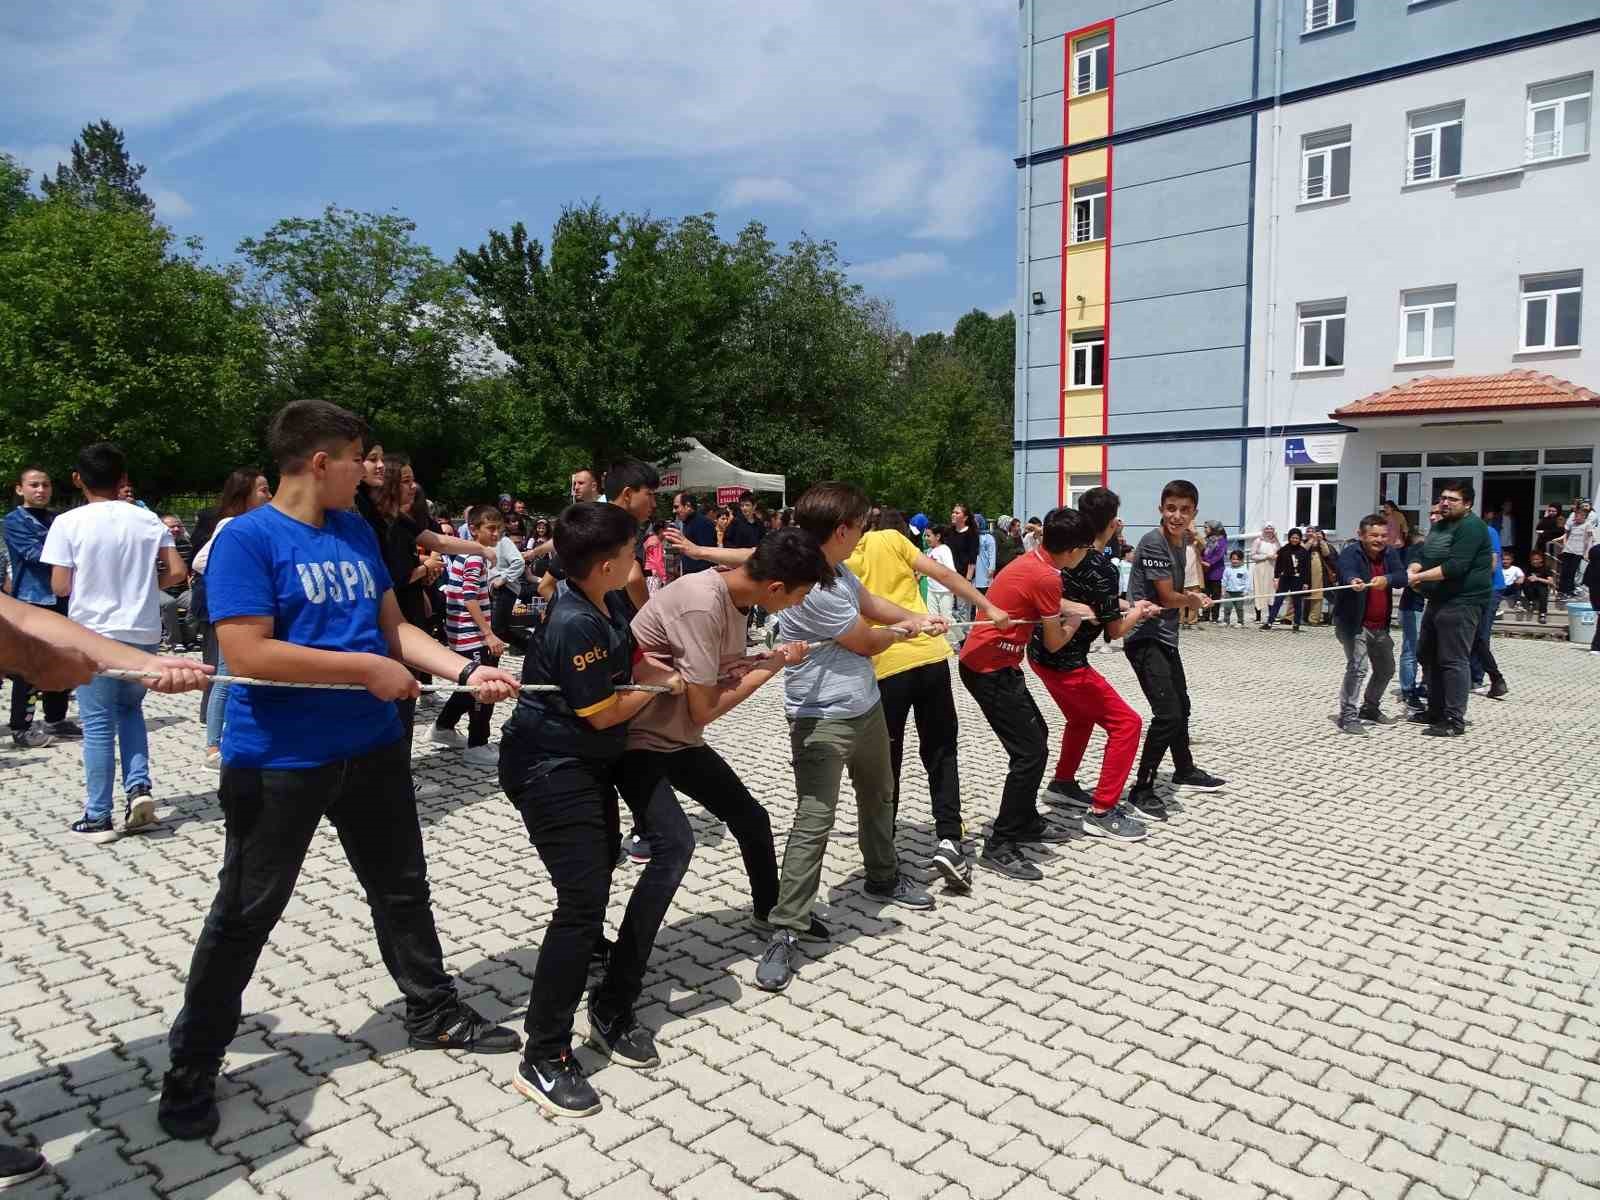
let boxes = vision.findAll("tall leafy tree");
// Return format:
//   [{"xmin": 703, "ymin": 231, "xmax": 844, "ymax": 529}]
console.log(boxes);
[
  {"xmin": 40, "ymin": 120, "xmax": 154, "ymax": 215},
  {"xmin": 0, "ymin": 154, "xmax": 31, "ymax": 231}
]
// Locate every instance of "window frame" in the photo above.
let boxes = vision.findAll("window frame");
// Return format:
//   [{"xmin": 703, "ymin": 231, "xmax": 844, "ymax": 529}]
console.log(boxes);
[
  {"xmin": 1296, "ymin": 299, "xmax": 1348, "ymax": 371},
  {"xmin": 1070, "ymin": 181, "xmax": 1107, "ymax": 245},
  {"xmin": 1069, "ymin": 331, "xmax": 1105, "ymax": 389},
  {"xmin": 1072, "ymin": 33, "xmax": 1110, "ymax": 98},
  {"xmin": 1407, "ymin": 107, "xmax": 1464, "ymax": 184},
  {"xmin": 1519, "ymin": 272, "xmax": 1583, "ymax": 352},
  {"xmin": 1526, "ymin": 75, "xmax": 1591, "ymax": 162},
  {"xmin": 1304, "ymin": 0, "xmax": 1354, "ymax": 33},
  {"xmin": 1300, "ymin": 128, "xmax": 1352, "ymax": 203},
  {"xmin": 1397, "ymin": 285, "xmax": 1457, "ymax": 363}
]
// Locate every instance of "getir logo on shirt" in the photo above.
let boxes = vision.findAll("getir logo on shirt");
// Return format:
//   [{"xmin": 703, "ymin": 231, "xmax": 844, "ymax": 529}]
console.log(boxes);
[
  {"xmin": 571, "ymin": 646, "xmax": 605, "ymax": 671},
  {"xmin": 295, "ymin": 558, "xmax": 380, "ymax": 604}
]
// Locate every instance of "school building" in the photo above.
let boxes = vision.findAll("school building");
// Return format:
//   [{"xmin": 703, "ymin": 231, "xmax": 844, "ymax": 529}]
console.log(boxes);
[{"xmin": 1013, "ymin": 0, "xmax": 1600, "ymax": 552}]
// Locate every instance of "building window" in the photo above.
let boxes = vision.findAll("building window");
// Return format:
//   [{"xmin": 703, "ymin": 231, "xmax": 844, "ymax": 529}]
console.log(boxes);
[
  {"xmin": 1407, "ymin": 103, "xmax": 1463, "ymax": 184},
  {"xmin": 1070, "ymin": 330, "xmax": 1104, "ymax": 388},
  {"xmin": 1304, "ymin": 0, "xmax": 1354, "ymax": 33},
  {"xmin": 1527, "ymin": 75, "xmax": 1591, "ymax": 161},
  {"xmin": 1066, "ymin": 474, "xmax": 1103, "ymax": 508},
  {"xmin": 1297, "ymin": 299, "xmax": 1346, "ymax": 370},
  {"xmin": 1072, "ymin": 32, "xmax": 1109, "ymax": 97},
  {"xmin": 1301, "ymin": 127, "xmax": 1351, "ymax": 202},
  {"xmin": 1294, "ymin": 467, "xmax": 1339, "ymax": 530},
  {"xmin": 1398, "ymin": 285, "xmax": 1456, "ymax": 361},
  {"xmin": 1070, "ymin": 182, "xmax": 1106, "ymax": 244},
  {"xmin": 1521, "ymin": 271, "xmax": 1582, "ymax": 351}
]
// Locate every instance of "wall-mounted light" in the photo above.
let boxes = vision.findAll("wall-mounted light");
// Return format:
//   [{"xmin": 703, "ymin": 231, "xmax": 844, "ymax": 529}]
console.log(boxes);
[
  {"xmin": 1076, "ymin": 293, "xmax": 1086, "ymax": 303},
  {"xmin": 1031, "ymin": 290, "xmax": 1045, "ymax": 306}
]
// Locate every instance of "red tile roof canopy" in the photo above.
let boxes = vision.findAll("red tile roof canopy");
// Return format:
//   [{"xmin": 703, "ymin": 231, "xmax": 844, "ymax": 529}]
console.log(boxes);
[{"xmin": 1331, "ymin": 370, "xmax": 1600, "ymax": 419}]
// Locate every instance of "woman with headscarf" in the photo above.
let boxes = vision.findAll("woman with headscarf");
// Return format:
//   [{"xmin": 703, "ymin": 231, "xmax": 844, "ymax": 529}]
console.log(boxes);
[
  {"xmin": 1251, "ymin": 524, "xmax": 1281, "ymax": 624},
  {"xmin": 1303, "ymin": 527, "xmax": 1338, "ymax": 625},
  {"xmin": 1201, "ymin": 521, "xmax": 1227, "ymax": 622}
]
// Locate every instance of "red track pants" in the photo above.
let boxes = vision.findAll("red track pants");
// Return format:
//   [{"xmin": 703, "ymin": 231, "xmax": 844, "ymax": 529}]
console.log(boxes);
[{"xmin": 1030, "ymin": 663, "xmax": 1142, "ymax": 811}]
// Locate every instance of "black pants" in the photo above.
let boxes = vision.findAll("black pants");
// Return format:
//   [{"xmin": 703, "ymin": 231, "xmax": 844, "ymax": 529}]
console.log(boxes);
[
  {"xmin": 1125, "ymin": 639, "xmax": 1196, "ymax": 784},
  {"xmin": 168, "ymin": 739, "xmax": 458, "ymax": 1072},
  {"xmin": 500, "ymin": 738, "xmax": 689, "ymax": 1062},
  {"xmin": 436, "ymin": 648, "xmax": 499, "ymax": 746},
  {"xmin": 958, "ymin": 663, "xmax": 1046, "ymax": 845},
  {"xmin": 8, "ymin": 598, "xmax": 70, "ymax": 731},
  {"xmin": 1203, "ymin": 580, "xmax": 1222, "ymax": 621},
  {"xmin": 618, "ymin": 744, "xmax": 776, "ymax": 917},
  {"xmin": 1560, "ymin": 553, "xmax": 1581, "ymax": 594},
  {"xmin": 1417, "ymin": 601, "xmax": 1480, "ymax": 727},
  {"xmin": 1522, "ymin": 581, "xmax": 1549, "ymax": 616},
  {"xmin": 1470, "ymin": 598, "xmax": 1502, "ymax": 686},
  {"xmin": 490, "ymin": 585, "xmax": 528, "ymax": 653},
  {"xmin": 879, "ymin": 660, "xmax": 962, "ymax": 842}
]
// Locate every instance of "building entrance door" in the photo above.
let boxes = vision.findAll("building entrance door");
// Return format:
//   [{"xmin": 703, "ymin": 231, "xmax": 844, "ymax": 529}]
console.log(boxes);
[{"xmin": 1481, "ymin": 472, "xmax": 1536, "ymax": 559}]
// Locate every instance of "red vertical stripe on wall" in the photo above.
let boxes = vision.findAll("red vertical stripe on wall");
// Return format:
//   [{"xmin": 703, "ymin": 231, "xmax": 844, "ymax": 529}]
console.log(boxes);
[{"xmin": 1102, "ymin": 20, "xmax": 1114, "ymax": 485}]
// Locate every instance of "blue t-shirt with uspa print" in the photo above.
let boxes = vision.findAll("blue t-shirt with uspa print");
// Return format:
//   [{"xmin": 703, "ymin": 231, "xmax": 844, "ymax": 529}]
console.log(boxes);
[{"xmin": 205, "ymin": 504, "xmax": 403, "ymax": 768}]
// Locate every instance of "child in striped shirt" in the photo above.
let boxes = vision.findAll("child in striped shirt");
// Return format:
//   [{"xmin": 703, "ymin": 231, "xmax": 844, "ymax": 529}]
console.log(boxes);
[{"xmin": 431, "ymin": 505, "xmax": 505, "ymax": 765}]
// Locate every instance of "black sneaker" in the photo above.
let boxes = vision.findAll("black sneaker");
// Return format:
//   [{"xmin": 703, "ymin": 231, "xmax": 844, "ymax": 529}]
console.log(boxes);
[
  {"xmin": 1019, "ymin": 819, "xmax": 1076, "ymax": 845},
  {"xmin": 587, "ymin": 1005, "xmax": 659, "ymax": 1069},
  {"xmin": 625, "ymin": 833, "xmax": 651, "ymax": 865},
  {"xmin": 1171, "ymin": 768, "xmax": 1226, "ymax": 791},
  {"xmin": 157, "ymin": 1066, "xmax": 220, "ymax": 1141},
  {"xmin": 514, "ymin": 1053, "xmax": 600, "ymax": 1118},
  {"xmin": 1126, "ymin": 784, "xmax": 1169, "ymax": 821},
  {"xmin": 931, "ymin": 838, "xmax": 972, "ymax": 891},
  {"xmin": 44, "ymin": 719, "xmax": 82, "ymax": 739},
  {"xmin": 977, "ymin": 841, "xmax": 1043, "ymax": 882},
  {"xmin": 1403, "ymin": 692, "xmax": 1427, "ymax": 711},
  {"xmin": 1486, "ymin": 678, "xmax": 1510, "ymax": 701},
  {"xmin": 1044, "ymin": 778, "xmax": 1093, "ymax": 811},
  {"xmin": 70, "ymin": 816, "xmax": 118, "ymax": 844},
  {"xmin": 409, "ymin": 1004, "xmax": 521, "ymax": 1054},
  {"xmin": 1422, "ymin": 721, "xmax": 1466, "ymax": 738},
  {"xmin": 123, "ymin": 784, "xmax": 156, "ymax": 834},
  {"xmin": 863, "ymin": 874, "xmax": 935, "ymax": 910},
  {"xmin": 1338, "ymin": 719, "xmax": 1367, "ymax": 736},
  {"xmin": 1081, "ymin": 804, "xmax": 1148, "ymax": 842},
  {"xmin": 754, "ymin": 931, "xmax": 798, "ymax": 992},
  {"xmin": 751, "ymin": 913, "xmax": 831, "ymax": 943},
  {"xmin": 1406, "ymin": 711, "xmax": 1439, "ymax": 726},
  {"xmin": 0, "ymin": 1144, "xmax": 45, "ymax": 1188},
  {"xmin": 1358, "ymin": 705, "xmax": 1399, "ymax": 726}
]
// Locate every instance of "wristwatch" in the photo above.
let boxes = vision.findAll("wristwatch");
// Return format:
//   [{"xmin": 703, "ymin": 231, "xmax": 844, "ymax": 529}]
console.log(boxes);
[{"xmin": 456, "ymin": 661, "xmax": 476, "ymax": 688}]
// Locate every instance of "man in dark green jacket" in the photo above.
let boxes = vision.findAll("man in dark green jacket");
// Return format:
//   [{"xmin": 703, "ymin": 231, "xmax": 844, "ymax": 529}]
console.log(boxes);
[{"xmin": 1406, "ymin": 479, "xmax": 1492, "ymax": 736}]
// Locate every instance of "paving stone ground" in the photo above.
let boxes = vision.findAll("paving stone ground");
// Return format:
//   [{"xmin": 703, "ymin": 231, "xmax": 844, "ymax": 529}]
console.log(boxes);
[{"xmin": 2, "ymin": 627, "xmax": 1598, "ymax": 1200}]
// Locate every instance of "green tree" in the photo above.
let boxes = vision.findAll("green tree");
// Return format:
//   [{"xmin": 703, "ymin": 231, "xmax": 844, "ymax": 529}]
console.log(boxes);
[
  {"xmin": 40, "ymin": 119, "xmax": 154, "ymax": 215},
  {"xmin": 239, "ymin": 206, "xmax": 486, "ymax": 487},
  {"xmin": 0, "ymin": 154, "xmax": 31, "ymax": 230},
  {"xmin": 0, "ymin": 195, "xmax": 268, "ymax": 499}
]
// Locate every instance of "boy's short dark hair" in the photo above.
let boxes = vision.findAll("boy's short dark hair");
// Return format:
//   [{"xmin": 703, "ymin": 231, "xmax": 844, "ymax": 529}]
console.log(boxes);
[
  {"xmin": 268, "ymin": 399, "xmax": 369, "ymax": 473},
  {"xmin": 603, "ymin": 458, "xmax": 661, "ymax": 497},
  {"xmin": 1160, "ymin": 479, "xmax": 1200, "ymax": 507},
  {"xmin": 1077, "ymin": 486, "xmax": 1121, "ymax": 537},
  {"xmin": 1229, "ymin": 549, "xmax": 1244, "ymax": 560},
  {"xmin": 675, "ymin": 492, "xmax": 698, "ymax": 512},
  {"xmin": 931, "ymin": 524, "xmax": 952, "ymax": 541},
  {"xmin": 554, "ymin": 502, "xmax": 637, "ymax": 580},
  {"xmin": 1042, "ymin": 506, "xmax": 1094, "ymax": 553},
  {"xmin": 738, "ymin": 490, "xmax": 754, "ymax": 504},
  {"xmin": 468, "ymin": 504, "xmax": 503, "ymax": 529},
  {"xmin": 746, "ymin": 528, "xmax": 836, "ymax": 591},
  {"xmin": 16, "ymin": 465, "xmax": 48, "ymax": 483},
  {"xmin": 794, "ymin": 482, "xmax": 870, "ymax": 542},
  {"xmin": 76, "ymin": 443, "xmax": 127, "ymax": 492}
]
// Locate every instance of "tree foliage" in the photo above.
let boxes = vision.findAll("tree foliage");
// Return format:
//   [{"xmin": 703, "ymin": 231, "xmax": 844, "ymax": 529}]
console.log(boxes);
[{"xmin": 40, "ymin": 119, "xmax": 155, "ymax": 215}]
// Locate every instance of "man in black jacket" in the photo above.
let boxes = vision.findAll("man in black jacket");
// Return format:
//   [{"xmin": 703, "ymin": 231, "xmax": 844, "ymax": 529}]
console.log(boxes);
[{"xmin": 1332, "ymin": 515, "xmax": 1405, "ymax": 735}]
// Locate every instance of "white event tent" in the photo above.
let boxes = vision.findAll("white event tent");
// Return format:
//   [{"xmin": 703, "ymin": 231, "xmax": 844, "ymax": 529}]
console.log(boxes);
[{"xmin": 657, "ymin": 438, "xmax": 786, "ymax": 507}]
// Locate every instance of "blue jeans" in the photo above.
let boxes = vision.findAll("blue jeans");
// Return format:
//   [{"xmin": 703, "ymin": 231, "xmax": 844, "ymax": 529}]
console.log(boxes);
[
  {"xmin": 76, "ymin": 642, "xmax": 158, "ymax": 821},
  {"xmin": 1399, "ymin": 609, "xmax": 1421, "ymax": 696},
  {"xmin": 204, "ymin": 649, "xmax": 229, "ymax": 750}
]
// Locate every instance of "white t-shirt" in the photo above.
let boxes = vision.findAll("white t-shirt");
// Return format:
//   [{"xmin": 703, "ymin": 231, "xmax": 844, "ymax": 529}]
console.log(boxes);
[
  {"xmin": 1566, "ymin": 514, "xmax": 1598, "ymax": 558},
  {"xmin": 926, "ymin": 544, "xmax": 956, "ymax": 594},
  {"xmin": 1502, "ymin": 564, "xmax": 1525, "ymax": 588},
  {"xmin": 42, "ymin": 501, "xmax": 174, "ymax": 644}
]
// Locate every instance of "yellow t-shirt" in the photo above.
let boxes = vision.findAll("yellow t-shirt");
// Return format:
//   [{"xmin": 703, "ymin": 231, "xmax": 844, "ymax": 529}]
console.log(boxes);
[{"xmin": 843, "ymin": 529, "xmax": 952, "ymax": 681}]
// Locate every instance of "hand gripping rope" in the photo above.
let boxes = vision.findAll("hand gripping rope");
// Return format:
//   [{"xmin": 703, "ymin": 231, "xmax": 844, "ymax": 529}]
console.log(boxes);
[{"xmin": 95, "ymin": 668, "xmax": 676, "ymax": 697}]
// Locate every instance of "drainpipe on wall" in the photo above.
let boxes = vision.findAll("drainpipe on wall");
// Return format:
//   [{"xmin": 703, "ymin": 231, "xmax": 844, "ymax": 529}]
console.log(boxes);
[
  {"xmin": 1016, "ymin": 0, "xmax": 1035, "ymax": 519},
  {"xmin": 1258, "ymin": 0, "xmax": 1287, "ymax": 529}
]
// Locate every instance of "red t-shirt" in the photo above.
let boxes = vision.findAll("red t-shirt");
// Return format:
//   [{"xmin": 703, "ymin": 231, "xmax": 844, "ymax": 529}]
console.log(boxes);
[
  {"xmin": 959, "ymin": 548, "xmax": 1063, "ymax": 673},
  {"xmin": 1362, "ymin": 553, "xmax": 1389, "ymax": 629}
]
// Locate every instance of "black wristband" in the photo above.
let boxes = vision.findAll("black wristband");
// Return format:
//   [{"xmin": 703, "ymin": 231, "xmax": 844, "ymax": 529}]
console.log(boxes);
[{"xmin": 457, "ymin": 661, "xmax": 476, "ymax": 688}]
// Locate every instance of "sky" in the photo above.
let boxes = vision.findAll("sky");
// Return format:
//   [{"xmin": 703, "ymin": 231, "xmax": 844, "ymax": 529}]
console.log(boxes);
[{"xmin": 0, "ymin": 1, "xmax": 1019, "ymax": 334}]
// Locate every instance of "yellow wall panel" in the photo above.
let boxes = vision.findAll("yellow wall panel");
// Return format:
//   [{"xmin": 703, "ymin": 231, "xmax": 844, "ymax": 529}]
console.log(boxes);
[
  {"xmin": 1066, "ymin": 96, "xmax": 1108, "ymax": 147},
  {"xmin": 1063, "ymin": 445, "xmax": 1102, "ymax": 474},
  {"xmin": 1064, "ymin": 390, "xmax": 1103, "ymax": 420},
  {"xmin": 1066, "ymin": 147, "xmax": 1107, "ymax": 187}
]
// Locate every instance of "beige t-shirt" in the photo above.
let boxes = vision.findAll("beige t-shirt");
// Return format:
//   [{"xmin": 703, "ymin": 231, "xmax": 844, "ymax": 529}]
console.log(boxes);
[{"xmin": 627, "ymin": 567, "xmax": 748, "ymax": 752}]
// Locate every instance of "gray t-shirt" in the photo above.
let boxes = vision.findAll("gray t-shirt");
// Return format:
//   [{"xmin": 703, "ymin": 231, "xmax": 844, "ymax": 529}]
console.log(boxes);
[
  {"xmin": 1125, "ymin": 527, "xmax": 1182, "ymax": 648},
  {"xmin": 777, "ymin": 563, "xmax": 878, "ymax": 720}
]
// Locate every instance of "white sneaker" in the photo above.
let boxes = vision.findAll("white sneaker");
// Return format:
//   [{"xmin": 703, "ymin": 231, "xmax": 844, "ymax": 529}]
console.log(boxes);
[
  {"xmin": 204, "ymin": 747, "xmax": 222, "ymax": 770},
  {"xmin": 430, "ymin": 727, "xmax": 466, "ymax": 749},
  {"xmin": 462, "ymin": 744, "xmax": 498, "ymax": 768}
]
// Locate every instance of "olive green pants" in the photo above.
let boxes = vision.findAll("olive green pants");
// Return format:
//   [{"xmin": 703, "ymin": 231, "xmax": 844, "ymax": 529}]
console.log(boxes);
[{"xmin": 768, "ymin": 702, "xmax": 898, "ymax": 932}]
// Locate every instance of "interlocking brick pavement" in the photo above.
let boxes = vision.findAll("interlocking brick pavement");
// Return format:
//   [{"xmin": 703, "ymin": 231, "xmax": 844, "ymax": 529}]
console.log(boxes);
[{"xmin": 2, "ymin": 630, "xmax": 1597, "ymax": 1198}]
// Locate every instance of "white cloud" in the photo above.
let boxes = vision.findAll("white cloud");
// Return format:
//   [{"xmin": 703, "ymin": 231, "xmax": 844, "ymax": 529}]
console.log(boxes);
[
  {"xmin": 723, "ymin": 176, "xmax": 804, "ymax": 209},
  {"xmin": 851, "ymin": 251, "xmax": 949, "ymax": 283},
  {"xmin": 0, "ymin": 1, "xmax": 1012, "ymax": 241},
  {"xmin": 147, "ymin": 185, "xmax": 194, "ymax": 218}
]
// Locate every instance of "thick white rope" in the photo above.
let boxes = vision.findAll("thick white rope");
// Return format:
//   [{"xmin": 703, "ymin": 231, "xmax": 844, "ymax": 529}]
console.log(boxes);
[{"xmin": 97, "ymin": 668, "xmax": 675, "ymax": 697}]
